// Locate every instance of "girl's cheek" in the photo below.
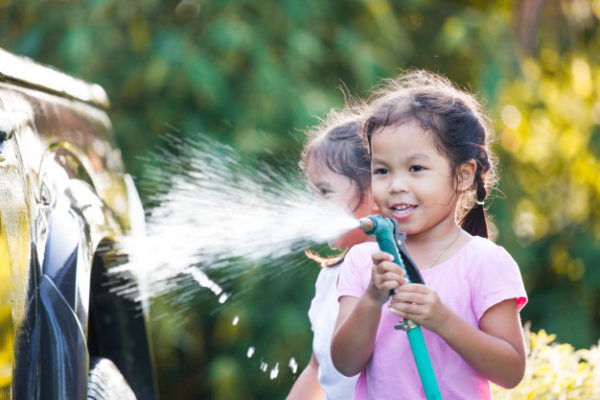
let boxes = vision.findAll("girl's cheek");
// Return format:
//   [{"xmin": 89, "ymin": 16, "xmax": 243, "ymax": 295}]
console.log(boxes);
[
  {"xmin": 331, "ymin": 228, "xmax": 369, "ymax": 249},
  {"xmin": 328, "ymin": 236, "xmax": 344, "ymax": 249},
  {"xmin": 329, "ymin": 231, "xmax": 349, "ymax": 249}
]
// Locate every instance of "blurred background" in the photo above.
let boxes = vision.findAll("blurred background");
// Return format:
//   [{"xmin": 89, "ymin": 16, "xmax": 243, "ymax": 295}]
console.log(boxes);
[{"xmin": 2, "ymin": 0, "xmax": 599, "ymax": 398}]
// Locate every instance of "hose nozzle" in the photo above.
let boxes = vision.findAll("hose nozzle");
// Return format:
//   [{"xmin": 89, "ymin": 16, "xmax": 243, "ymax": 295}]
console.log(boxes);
[{"xmin": 358, "ymin": 216, "xmax": 375, "ymax": 234}]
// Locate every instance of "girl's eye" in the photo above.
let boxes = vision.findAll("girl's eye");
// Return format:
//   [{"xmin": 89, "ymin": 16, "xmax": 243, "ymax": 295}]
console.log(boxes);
[
  {"xmin": 319, "ymin": 188, "xmax": 332, "ymax": 196},
  {"xmin": 409, "ymin": 165, "xmax": 425, "ymax": 172},
  {"xmin": 373, "ymin": 168, "xmax": 389, "ymax": 175}
]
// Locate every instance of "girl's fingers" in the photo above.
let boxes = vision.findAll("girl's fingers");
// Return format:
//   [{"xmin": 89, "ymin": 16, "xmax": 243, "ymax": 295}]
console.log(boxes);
[
  {"xmin": 398, "ymin": 283, "xmax": 428, "ymax": 291},
  {"xmin": 388, "ymin": 303, "xmax": 421, "ymax": 319},
  {"xmin": 381, "ymin": 280, "xmax": 399, "ymax": 291},
  {"xmin": 388, "ymin": 285, "xmax": 446, "ymax": 331},
  {"xmin": 388, "ymin": 306, "xmax": 411, "ymax": 318},
  {"xmin": 388, "ymin": 300, "xmax": 427, "ymax": 322},
  {"xmin": 388, "ymin": 307, "xmax": 404, "ymax": 317},
  {"xmin": 373, "ymin": 260, "xmax": 405, "ymax": 277},
  {"xmin": 381, "ymin": 271, "xmax": 406, "ymax": 284},
  {"xmin": 392, "ymin": 283, "xmax": 429, "ymax": 296},
  {"xmin": 390, "ymin": 291, "xmax": 427, "ymax": 305},
  {"xmin": 373, "ymin": 276, "xmax": 402, "ymax": 291},
  {"xmin": 371, "ymin": 251, "xmax": 394, "ymax": 264},
  {"xmin": 389, "ymin": 300, "xmax": 421, "ymax": 313},
  {"xmin": 389, "ymin": 285, "xmax": 432, "ymax": 313},
  {"xmin": 374, "ymin": 274, "xmax": 406, "ymax": 290},
  {"xmin": 370, "ymin": 253, "xmax": 409, "ymax": 296}
]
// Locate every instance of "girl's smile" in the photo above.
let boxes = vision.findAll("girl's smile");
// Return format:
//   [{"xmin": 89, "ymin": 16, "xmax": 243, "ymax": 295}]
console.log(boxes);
[{"xmin": 389, "ymin": 203, "xmax": 418, "ymax": 221}]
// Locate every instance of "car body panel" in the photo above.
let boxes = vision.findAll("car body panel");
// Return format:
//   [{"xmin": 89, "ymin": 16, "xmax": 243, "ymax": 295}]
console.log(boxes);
[
  {"xmin": 0, "ymin": 127, "xmax": 32, "ymax": 399},
  {"xmin": 0, "ymin": 48, "xmax": 157, "ymax": 399},
  {"xmin": 40, "ymin": 275, "xmax": 87, "ymax": 400}
]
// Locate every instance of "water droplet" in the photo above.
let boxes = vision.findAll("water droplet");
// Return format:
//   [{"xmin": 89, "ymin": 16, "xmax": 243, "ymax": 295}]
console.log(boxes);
[
  {"xmin": 260, "ymin": 361, "xmax": 268, "ymax": 372},
  {"xmin": 288, "ymin": 357, "xmax": 298, "ymax": 373},
  {"xmin": 218, "ymin": 293, "xmax": 229, "ymax": 303},
  {"xmin": 232, "ymin": 315, "xmax": 239, "ymax": 325},
  {"xmin": 269, "ymin": 362, "xmax": 279, "ymax": 380},
  {"xmin": 247, "ymin": 347, "xmax": 255, "ymax": 358}
]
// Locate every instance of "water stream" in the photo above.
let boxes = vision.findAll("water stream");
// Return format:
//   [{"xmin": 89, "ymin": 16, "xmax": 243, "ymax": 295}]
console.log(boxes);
[
  {"xmin": 108, "ymin": 133, "xmax": 359, "ymax": 306},
  {"xmin": 106, "ymin": 133, "xmax": 362, "ymax": 383}
]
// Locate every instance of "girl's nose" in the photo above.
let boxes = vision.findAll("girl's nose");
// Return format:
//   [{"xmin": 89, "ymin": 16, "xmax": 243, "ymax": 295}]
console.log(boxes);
[{"xmin": 388, "ymin": 174, "xmax": 407, "ymax": 194}]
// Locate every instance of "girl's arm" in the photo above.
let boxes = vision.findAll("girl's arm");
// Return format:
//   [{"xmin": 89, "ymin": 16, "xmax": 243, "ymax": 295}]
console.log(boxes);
[
  {"xmin": 390, "ymin": 285, "xmax": 526, "ymax": 388},
  {"xmin": 286, "ymin": 353, "xmax": 324, "ymax": 400},
  {"xmin": 331, "ymin": 294, "xmax": 382, "ymax": 376},
  {"xmin": 331, "ymin": 251, "xmax": 406, "ymax": 376}
]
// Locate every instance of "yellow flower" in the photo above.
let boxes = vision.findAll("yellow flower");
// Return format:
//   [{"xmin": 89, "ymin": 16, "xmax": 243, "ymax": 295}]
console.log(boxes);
[{"xmin": 492, "ymin": 328, "xmax": 600, "ymax": 399}]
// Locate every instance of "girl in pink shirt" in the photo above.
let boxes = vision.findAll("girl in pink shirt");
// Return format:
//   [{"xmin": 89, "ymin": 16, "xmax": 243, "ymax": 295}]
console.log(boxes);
[{"xmin": 331, "ymin": 71, "xmax": 527, "ymax": 399}]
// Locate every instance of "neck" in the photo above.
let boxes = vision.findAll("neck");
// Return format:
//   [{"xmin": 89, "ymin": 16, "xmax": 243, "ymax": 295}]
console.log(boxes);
[
  {"xmin": 406, "ymin": 213, "xmax": 459, "ymax": 247},
  {"xmin": 404, "ymin": 214, "xmax": 465, "ymax": 269}
]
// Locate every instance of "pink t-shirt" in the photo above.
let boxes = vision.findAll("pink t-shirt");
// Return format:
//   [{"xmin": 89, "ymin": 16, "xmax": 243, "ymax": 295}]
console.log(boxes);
[{"xmin": 337, "ymin": 237, "xmax": 527, "ymax": 400}]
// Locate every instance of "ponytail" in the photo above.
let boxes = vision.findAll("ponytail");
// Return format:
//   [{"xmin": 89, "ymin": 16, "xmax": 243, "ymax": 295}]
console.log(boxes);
[{"xmin": 459, "ymin": 175, "xmax": 488, "ymax": 238}]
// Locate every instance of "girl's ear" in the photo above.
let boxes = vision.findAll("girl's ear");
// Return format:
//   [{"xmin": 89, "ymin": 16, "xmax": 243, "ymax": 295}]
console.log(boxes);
[
  {"xmin": 359, "ymin": 188, "xmax": 379, "ymax": 214},
  {"xmin": 458, "ymin": 159, "xmax": 477, "ymax": 192}
]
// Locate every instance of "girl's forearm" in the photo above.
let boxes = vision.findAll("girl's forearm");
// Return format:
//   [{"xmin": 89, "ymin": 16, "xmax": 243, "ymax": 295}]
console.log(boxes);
[
  {"xmin": 286, "ymin": 353, "xmax": 324, "ymax": 400},
  {"xmin": 435, "ymin": 308, "xmax": 526, "ymax": 388},
  {"xmin": 331, "ymin": 295, "xmax": 383, "ymax": 377}
]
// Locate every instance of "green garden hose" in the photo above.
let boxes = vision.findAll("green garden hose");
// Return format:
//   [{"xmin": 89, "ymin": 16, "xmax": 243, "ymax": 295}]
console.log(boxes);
[{"xmin": 358, "ymin": 214, "xmax": 443, "ymax": 400}]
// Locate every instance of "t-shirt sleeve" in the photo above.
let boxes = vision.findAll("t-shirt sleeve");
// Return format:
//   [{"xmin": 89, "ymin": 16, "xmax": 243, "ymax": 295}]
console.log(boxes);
[
  {"xmin": 471, "ymin": 243, "xmax": 528, "ymax": 321},
  {"xmin": 337, "ymin": 243, "xmax": 373, "ymax": 300}
]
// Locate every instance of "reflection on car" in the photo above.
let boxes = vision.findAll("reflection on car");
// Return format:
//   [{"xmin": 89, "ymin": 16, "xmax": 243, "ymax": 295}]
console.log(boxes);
[{"xmin": 0, "ymin": 47, "xmax": 157, "ymax": 400}]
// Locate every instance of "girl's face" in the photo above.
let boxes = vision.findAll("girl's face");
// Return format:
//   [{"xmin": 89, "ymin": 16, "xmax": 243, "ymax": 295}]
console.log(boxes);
[
  {"xmin": 306, "ymin": 162, "xmax": 373, "ymax": 249},
  {"xmin": 370, "ymin": 122, "xmax": 460, "ymax": 239}
]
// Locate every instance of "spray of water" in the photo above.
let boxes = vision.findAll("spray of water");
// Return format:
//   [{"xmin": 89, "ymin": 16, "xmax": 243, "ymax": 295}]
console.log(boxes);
[{"xmin": 108, "ymin": 134, "xmax": 359, "ymax": 304}]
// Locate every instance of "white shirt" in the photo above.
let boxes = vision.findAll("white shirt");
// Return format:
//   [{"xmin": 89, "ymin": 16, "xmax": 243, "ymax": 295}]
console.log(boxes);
[{"xmin": 308, "ymin": 264, "xmax": 358, "ymax": 400}]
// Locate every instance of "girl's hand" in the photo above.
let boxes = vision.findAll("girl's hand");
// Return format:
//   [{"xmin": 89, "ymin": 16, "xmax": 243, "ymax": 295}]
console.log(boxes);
[
  {"xmin": 367, "ymin": 251, "xmax": 407, "ymax": 304},
  {"xmin": 388, "ymin": 284, "xmax": 451, "ymax": 333}
]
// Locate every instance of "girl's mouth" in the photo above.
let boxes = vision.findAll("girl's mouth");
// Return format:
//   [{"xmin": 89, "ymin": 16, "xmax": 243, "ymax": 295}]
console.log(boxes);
[{"xmin": 390, "ymin": 204, "xmax": 417, "ymax": 220}]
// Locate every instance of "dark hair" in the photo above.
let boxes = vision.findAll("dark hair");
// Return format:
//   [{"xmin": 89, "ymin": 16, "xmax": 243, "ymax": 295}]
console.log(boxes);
[
  {"xmin": 364, "ymin": 71, "xmax": 497, "ymax": 238},
  {"xmin": 300, "ymin": 107, "xmax": 371, "ymax": 266},
  {"xmin": 300, "ymin": 110, "xmax": 371, "ymax": 212}
]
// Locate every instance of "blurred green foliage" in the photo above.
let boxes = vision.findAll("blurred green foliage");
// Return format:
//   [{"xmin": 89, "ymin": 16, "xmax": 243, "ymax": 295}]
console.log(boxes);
[{"xmin": 2, "ymin": 0, "xmax": 600, "ymax": 398}]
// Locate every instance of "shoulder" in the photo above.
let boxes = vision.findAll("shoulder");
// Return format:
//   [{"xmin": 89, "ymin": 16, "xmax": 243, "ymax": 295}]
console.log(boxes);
[
  {"xmin": 462, "ymin": 236, "xmax": 525, "ymax": 290},
  {"xmin": 463, "ymin": 237, "xmax": 528, "ymax": 317},
  {"xmin": 346, "ymin": 241, "xmax": 379, "ymax": 257},
  {"xmin": 315, "ymin": 263, "xmax": 341, "ymax": 289},
  {"xmin": 464, "ymin": 236, "xmax": 517, "ymax": 267},
  {"xmin": 344, "ymin": 242, "xmax": 379, "ymax": 267},
  {"xmin": 338, "ymin": 242, "xmax": 377, "ymax": 296}
]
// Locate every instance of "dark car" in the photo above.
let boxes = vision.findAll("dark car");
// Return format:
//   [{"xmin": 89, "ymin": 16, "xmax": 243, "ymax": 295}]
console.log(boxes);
[{"xmin": 0, "ymin": 47, "xmax": 157, "ymax": 399}]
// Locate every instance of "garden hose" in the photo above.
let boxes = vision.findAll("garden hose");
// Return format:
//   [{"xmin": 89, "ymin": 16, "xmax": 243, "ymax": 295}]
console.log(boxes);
[{"xmin": 359, "ymin": 214, "xmax": 443, "ymax": 400}]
